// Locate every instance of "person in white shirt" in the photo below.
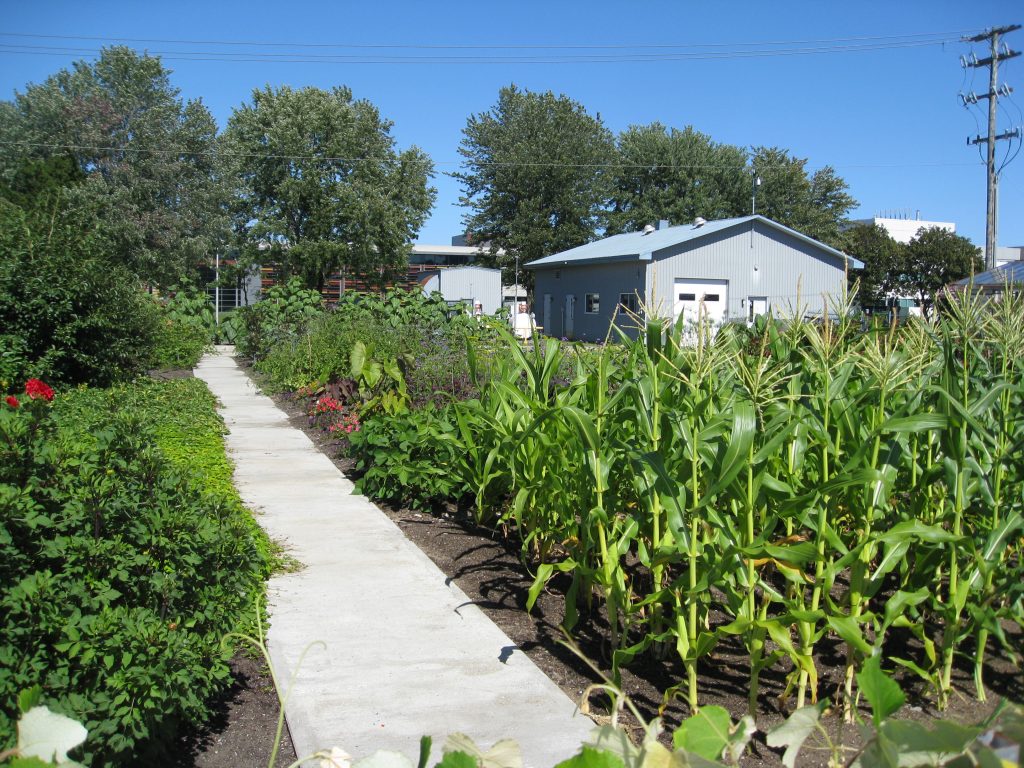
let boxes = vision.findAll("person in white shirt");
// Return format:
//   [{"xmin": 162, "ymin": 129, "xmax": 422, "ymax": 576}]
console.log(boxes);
[{"xmin": 512, "ymin": 301, "xmax": 535, "ymax": 339}]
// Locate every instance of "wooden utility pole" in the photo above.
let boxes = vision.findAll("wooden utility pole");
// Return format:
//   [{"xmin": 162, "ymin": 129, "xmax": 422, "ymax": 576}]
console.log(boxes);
[{"xmin": 962, "ymin": 25, "xmax": 1021, "ymax": 270}]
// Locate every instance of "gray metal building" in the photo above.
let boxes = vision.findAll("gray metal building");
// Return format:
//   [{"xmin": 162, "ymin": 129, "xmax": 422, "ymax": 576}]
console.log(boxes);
[
  {"xmin": 419, "ymin": 265, "xmax": 503, "ymax": 315},
  {"xmin": 526, "ymin": 215, "xmax": 863, "ymax": 341}
]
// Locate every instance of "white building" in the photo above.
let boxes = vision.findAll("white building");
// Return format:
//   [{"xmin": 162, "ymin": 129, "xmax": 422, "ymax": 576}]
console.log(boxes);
[
  {"xmin": 418, "ymin": 266, "xmax": 503, "ymax": 315},
  {"xmin": 848, "ymin": 213, "xmax": 956, "ymax": 244},
  {"xmin": 996, "ymin": 245, "xmax": 1024, "ymax": 267}
]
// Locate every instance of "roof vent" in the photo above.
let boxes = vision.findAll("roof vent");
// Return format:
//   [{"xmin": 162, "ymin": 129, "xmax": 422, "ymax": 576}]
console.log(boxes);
[
  {"xmin": 642, "ymin": 224, "xmax": 656, "ymax": 235},
  {"xmin": 657, "ymin": 219, "xmax": 670, "ymax": 230},
  {"xmin": 693, "ymin": 217, "xmax": 707, "ymax": 228}
]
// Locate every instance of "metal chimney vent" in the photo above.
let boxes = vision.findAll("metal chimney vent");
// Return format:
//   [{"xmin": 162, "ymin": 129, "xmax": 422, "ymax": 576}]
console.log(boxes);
[{"xmin": 693, "ymin": 217, "xmax": 707, "ymax": 228}]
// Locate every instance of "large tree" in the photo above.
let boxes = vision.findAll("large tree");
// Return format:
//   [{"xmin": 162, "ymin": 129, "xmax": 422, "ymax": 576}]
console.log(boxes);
[
  {"xmin": 452, "ymin": 85, "xmax": 616, "ymax": 282},
  {"xmin": 607, "ymin": 123, "xmax": 748, "ymax": 234},
  {"xmin": 750, "ymin": 147, "xmax": 857, "ymax": 247},
  {"xmin": 0, "ymin": 47, "xmax": 228, "ymax": 287},
  {"xmin": 841, "ymin": 223, "xmax": 906, "ymax": 306},
  {"xmin": 902, "ymin": 227, "xmax": 982, "ymax": 317},
  {"xmin": 222, "ymin": 85, "xmax": 435, "ymax": 292},
  {"xmin": 605, "ymin": 129, "xmax": 857, "ymax": 246}
]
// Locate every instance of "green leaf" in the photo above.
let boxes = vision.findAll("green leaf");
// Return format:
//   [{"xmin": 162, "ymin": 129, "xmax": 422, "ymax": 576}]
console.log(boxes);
[
  {"xmin": 827, "ymin": 615, "xmax": 872, "ymax": 655},
  {"xmin": 443, "ymin": 734, "xmax": 523, "ymax": 768},
  {"xmin": 857, "ymin": 655, "xmax": 905, "ymax": 727},
  {"xmin": 434, "ymin": 753, "xmax": 478, "ymax": 768},
  {"xmin": 17, "ymin": 686, "xmax": 42, "ymax": 714},
  {"xmin": 672, "ymin": 706, "xmax": 731, "ymax": 760},
  {"xmin": 526, "ymin": 563, "xmax": 554, "ymax": 612},
  {"xmin": 554, "ymin": 747, "xmax": 626, "ymax": 768},
  {"xmin": 766, "ymin": 703, "xmax": 825, "ymax": 768}
]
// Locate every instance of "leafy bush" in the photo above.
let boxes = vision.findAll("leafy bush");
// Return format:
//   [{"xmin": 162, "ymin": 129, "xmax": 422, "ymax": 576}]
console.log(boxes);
[
  {"xmin": 348, "ymin": 406, "xmax": 465, "ymax": 512},
  {"xmin": 0, "ymin": 199, "xmax": 159, "ymax": 388},
  {"xmin": 234, "ymin": 278, "xmax": 324, "ymax": 361},
  {"xmin": 0, "ymin": 379, "xmax": 268, "ymax": 766}
]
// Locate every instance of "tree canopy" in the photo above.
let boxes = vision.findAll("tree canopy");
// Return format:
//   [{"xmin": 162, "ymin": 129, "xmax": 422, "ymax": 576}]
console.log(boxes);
[
  {"xmin": 454, "ymin": 87, "xmax": 858, "ymax": 273},
  {"xmin": 841, "ymin": 223, "xmax": 905, "ymax": 306},
  {"xmin": 903, "ymin": 227, "xmax": 982, "ymax": 316},
  {"xmin": 452, "ymin": 85, "xmax": 616, "ymax": 282},
  {"xmin": 222, "ymin": 85, "xmax": 435, "ymax": 292},
  {"xmin": 607, "ymin": 123, "xmax": 749, "ymax": 234},
  {"xmin": 843, "ymin": 224, "xmax": 982, "ymax": 315},
  {"xmin": 0, "ymin": 47, "xmax": 227, "ymax": 287},
  {"xmin": 750, "ymin": 147, "xmax": 856, "ymax": 248}
]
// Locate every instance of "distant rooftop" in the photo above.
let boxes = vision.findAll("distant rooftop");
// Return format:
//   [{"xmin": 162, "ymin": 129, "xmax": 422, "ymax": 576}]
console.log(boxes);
[
  {"xmin": 848, "ymin": 214, "xmax": 956, "ymax": 245},
  {"xmin": 525, "ymin": 215, "xmax": 862, "ymax": 270}
]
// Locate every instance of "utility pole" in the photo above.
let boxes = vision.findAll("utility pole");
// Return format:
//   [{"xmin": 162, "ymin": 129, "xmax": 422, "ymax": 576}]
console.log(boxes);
[{"xmin": 961, "ymin": 24, "xmax": 1021, "ymax": 270}]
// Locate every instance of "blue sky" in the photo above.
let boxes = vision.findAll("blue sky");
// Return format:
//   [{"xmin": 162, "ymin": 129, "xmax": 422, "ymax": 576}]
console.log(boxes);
[{"xmin": 1, "ymin": 1, "xmax": 1021, "ymax": 249}]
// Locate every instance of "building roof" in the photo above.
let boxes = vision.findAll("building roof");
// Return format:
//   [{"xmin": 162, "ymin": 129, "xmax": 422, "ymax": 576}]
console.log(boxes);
[
  {"xmin": 953, "ymin": 260, "xmax": 1024, "ymax": 288},
  {"xmin": 524, "ymin": 215, "xmax": 863, "ymax": 270}
]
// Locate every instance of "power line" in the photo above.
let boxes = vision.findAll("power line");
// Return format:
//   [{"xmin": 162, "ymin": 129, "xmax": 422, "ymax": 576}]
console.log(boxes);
[
  {"xmin": 0, "ymin": 29, "xmax": 983, "ymax": 51},
  {"xmin": 0, "ymin": 140, "xmax": 985, "ymax": 170},
  {"xmin": 0, "ymin": 38, "xmax": 974, "ymax": 65}
]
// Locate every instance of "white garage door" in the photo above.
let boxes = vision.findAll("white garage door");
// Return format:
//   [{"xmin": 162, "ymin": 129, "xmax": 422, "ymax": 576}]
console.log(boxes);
[{"xmin": 674, "ymin": 278, "xmax": 728, "ymax": 326}]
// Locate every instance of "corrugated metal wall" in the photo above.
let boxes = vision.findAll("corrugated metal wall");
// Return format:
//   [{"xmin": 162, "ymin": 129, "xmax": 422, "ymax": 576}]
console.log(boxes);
[
  {"xmin": 437, "ymin": 266, "xmax": 503, "ymax": 315},
  {"xmin": 647, "ymin": 221, "xmax": 849, "ymax": 321},
  {"xmin": 532, "ymin": 261, "xmax": 645, "ymax": 341}
]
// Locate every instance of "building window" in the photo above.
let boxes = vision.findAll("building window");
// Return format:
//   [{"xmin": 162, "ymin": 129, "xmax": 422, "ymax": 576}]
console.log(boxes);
[
  {"xmin": 618, "ymin": 293, "xmax": 639, "ymax": 314},
  {"xmin": 679, "ymin": 292, "xmax": 696, "ymax": 301},
  {"xmin": 704, "ymin": 293, "xmax": 720, "ymax": 302},
  {"xmin": 585, "ymin": 293, "xmax": 600, "ymax": 314}
]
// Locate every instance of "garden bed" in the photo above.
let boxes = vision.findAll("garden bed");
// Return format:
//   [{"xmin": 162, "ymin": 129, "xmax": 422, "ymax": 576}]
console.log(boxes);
[{"xmin": 254, "ymin": 381, "xmax": 1022, "ymax": 767}]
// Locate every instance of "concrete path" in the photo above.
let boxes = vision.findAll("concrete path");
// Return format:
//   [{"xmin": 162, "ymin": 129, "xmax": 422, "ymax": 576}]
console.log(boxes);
[{"xmin": 194, "ymin": 347, "xmax": 595, "ymax": 767}]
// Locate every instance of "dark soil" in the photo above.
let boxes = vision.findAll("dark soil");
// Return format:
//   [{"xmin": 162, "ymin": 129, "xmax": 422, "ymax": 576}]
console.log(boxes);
[
  {"xmin": 175, "ymin": 652, "xmax": 298, "ymax": 768},
  {"xmin": 183, "ymin": 366, "xmax": 1024, "ymax": 767},
  {"xmin": 149, "ymin": 366, "xmax": 196, "ymax": 380}
]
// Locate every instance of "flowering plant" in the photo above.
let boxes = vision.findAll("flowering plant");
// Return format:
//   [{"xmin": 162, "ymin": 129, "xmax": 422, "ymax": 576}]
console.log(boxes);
[
  {"xmin": 24, "ymin": 378, "xmax": 55, "ymax": 402},
  {"xmin": 5, "ymin": 395, "xmax": 18, "ymax": 408},
  {"xmin": 327, "ymin": 411, "xmax": 361, "ymax": 435}
]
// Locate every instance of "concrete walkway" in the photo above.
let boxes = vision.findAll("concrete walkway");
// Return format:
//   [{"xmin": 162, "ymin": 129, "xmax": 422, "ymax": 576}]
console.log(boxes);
[{"xmin": 194, "ymin": 347, "xmax": 595, "ymax": 767}]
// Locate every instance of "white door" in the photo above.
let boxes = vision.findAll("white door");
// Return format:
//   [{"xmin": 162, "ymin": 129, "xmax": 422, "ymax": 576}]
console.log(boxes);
[
  {"xmin": 673, "ymin": 279, "xmax": 728, "ymax": 326},
  {"xmin": 564, "ymin": 294, "xmax": 575, "ymax": 339},
  {"xmin": 748, "ymin": 296, "xmax": 768, "ymax": 322},
  {"xmin": 543, "ymin": 294, "xmax": 552, "ymax": 333}
]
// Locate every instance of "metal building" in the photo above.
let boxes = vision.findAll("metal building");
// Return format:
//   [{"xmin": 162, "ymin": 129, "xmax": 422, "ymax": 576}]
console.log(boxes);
[
  {"xmin": 526, "ymin": 215, "xmax": 863, "ymax": 341},
  {"xmin": 419, "ymin": 265, "xmax": 503, "ymax": 315}
]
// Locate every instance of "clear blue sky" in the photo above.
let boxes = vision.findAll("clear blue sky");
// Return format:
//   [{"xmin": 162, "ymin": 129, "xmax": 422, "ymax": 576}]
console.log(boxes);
[{"xmin": 1, "ymin": 1, "xmax": 1021, "ymax": 249}]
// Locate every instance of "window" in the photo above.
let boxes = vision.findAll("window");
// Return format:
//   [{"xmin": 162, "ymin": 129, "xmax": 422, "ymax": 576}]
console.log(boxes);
[
  {"xmin": 679, "ymin": 292, "xmax": 696, "ymax": 301},
  {"xmin": 619, "ymin": 293, "xmax": 639, "ymax": 314},
  {"xmin": 585, "ymin": 293, "xmax": 600, "ymax": 313},
  {"xmin": 704, "ymin": 293, "xmax": 720, "ymax": 302}
]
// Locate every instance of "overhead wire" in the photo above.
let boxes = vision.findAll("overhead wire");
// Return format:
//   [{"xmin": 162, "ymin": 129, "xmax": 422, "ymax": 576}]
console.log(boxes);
[
  {"xmin": 0, "ymin": 139, "xmax": 984, "ymax": 170},
  {"xmin": 0, "ymin": 29, "xmax": 982, "ymax": 51},
  {"xmin": 0, "ymin": 30, "xmax": 981, "ymax": 65}
]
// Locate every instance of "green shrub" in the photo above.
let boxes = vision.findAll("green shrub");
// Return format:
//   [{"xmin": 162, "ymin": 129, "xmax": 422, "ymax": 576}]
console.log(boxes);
[
  {"xmin": 147, "ymin": 313, "xmax": 210, "ymax": 370},
  {"xmin": 234, "ymin": 278, "xmax": 324, "ymax": 361},
  {"xmin": 348, "ymin": 406, "xmax": 465, "ymax": 511},
  {"xmin": 0, "ymin": 379, "xmax": 268, "ymax": 766},
  {"xmin": 0, "ymin": 199, "xmax": 158, "ymax": 389}
]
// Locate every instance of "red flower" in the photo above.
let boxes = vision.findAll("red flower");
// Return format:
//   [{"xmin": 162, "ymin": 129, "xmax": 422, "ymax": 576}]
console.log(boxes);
[
  {"xmin": 4, "ymin": 395, "xmax": 18, "ymax": 408},
  {"xmin": 24, "ymin": 379, "xmax": 54, "ymax": 402}
]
